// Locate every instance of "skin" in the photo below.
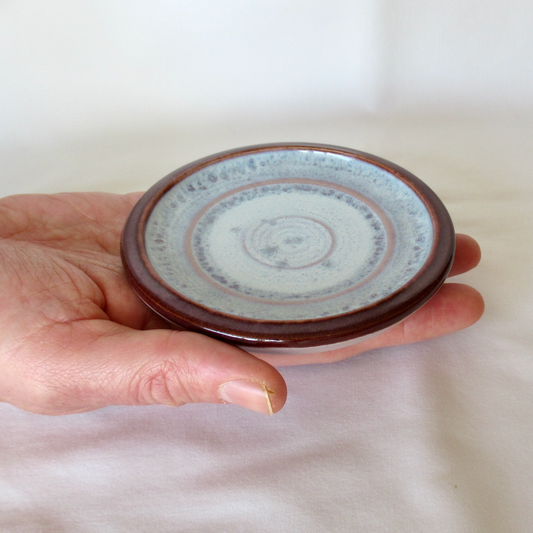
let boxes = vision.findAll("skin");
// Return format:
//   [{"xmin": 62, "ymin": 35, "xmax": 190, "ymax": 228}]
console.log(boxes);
[{"xmin": 0, "ymin": 192, "xmax": 483, "ymax": 415}]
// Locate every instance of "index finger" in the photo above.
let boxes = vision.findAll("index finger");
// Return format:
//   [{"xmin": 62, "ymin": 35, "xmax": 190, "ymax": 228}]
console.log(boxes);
[{"xmin": 448, "ymin": 234, "xmax": 481, "ymax": 277}]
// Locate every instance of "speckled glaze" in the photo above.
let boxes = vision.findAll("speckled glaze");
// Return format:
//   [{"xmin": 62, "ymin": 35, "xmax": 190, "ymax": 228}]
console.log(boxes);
[{"xmin": 121, "ymin": 143, "xmax": 455, "ymax": 351}]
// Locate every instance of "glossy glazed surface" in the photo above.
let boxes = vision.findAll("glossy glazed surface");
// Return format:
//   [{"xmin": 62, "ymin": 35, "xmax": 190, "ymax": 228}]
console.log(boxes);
[
  {"xmin": 121, "ymin": 143, "xmax": 455, "ymax": 349},
  {"xmin": 145, "ymin": 150, "xmax": 433, "ymax": 321}
]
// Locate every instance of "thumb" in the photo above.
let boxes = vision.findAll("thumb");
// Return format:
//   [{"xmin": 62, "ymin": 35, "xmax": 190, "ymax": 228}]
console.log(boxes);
[{"xmin": 15, "ymin": 321, "xmax": 287, "ymax": 416}]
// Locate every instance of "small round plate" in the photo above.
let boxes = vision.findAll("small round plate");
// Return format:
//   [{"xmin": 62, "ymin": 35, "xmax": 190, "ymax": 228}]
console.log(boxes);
[{"xmin": 121, "ymin": 143, "xmax": 455, "ymax": 352}]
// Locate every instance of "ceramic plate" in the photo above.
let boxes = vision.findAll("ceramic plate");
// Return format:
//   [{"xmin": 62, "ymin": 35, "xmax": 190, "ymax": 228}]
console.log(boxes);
[{"xmin": 121, "ymin": 143, "xmax": 455, "ymax": 352}]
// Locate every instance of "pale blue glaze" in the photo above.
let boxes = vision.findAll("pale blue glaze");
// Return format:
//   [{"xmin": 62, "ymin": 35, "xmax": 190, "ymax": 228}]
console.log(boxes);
[{"xmin": 146, "ymin": 149, "xmax": 433, "ymax": 320}]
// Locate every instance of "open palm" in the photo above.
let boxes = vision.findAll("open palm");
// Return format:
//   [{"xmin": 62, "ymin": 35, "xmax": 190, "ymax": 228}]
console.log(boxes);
[{"xmin": 0, "ymin": 192, "xmax": 483, "ymax": 415}]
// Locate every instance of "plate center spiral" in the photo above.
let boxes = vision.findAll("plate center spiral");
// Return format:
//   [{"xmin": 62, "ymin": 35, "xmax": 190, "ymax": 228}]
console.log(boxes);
[{"xmin": 244, "ymin": 216, "xmax": 334, "ymax": 269}]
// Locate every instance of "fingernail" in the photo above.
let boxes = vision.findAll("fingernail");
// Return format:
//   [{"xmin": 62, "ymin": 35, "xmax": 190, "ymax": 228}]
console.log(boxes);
[{"xmin": 218, "ymin": 380, "xmax": 274, "ymax": 416}]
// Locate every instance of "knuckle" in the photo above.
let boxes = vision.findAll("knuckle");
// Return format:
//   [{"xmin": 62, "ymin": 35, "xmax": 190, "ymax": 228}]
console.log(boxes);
[{"xmin": 128, "ymin": 358, "xmax": 193, "ymax": 407}]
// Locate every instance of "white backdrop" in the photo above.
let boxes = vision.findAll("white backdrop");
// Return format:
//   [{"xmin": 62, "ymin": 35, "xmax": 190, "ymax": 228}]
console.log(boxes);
[{"xmin": 1, "ymin": 0, "xmax": 532, "ymax": 145}]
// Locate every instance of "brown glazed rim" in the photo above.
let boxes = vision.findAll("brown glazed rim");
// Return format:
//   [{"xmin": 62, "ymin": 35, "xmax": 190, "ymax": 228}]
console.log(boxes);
[{"xmin": 121, "ymin": 143, "xmax": 455, "ymax": 349}]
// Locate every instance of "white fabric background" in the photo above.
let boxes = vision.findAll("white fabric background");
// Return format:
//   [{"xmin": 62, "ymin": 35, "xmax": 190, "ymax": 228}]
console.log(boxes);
[{"xmin": 1, "ymin": 2, "xmax": 532, "ymax": 532}]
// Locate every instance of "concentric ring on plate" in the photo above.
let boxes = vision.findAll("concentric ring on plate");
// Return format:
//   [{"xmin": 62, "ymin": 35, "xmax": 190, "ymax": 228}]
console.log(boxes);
[{"xmin": 121, "ymin": 143, "xmax": 455, "ymax": 352}]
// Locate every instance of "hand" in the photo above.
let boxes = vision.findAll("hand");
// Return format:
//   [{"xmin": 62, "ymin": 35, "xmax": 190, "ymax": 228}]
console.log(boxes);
[{"xmin": 0, "ymin": 193, "xmax": 483, "ymax": 416}]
